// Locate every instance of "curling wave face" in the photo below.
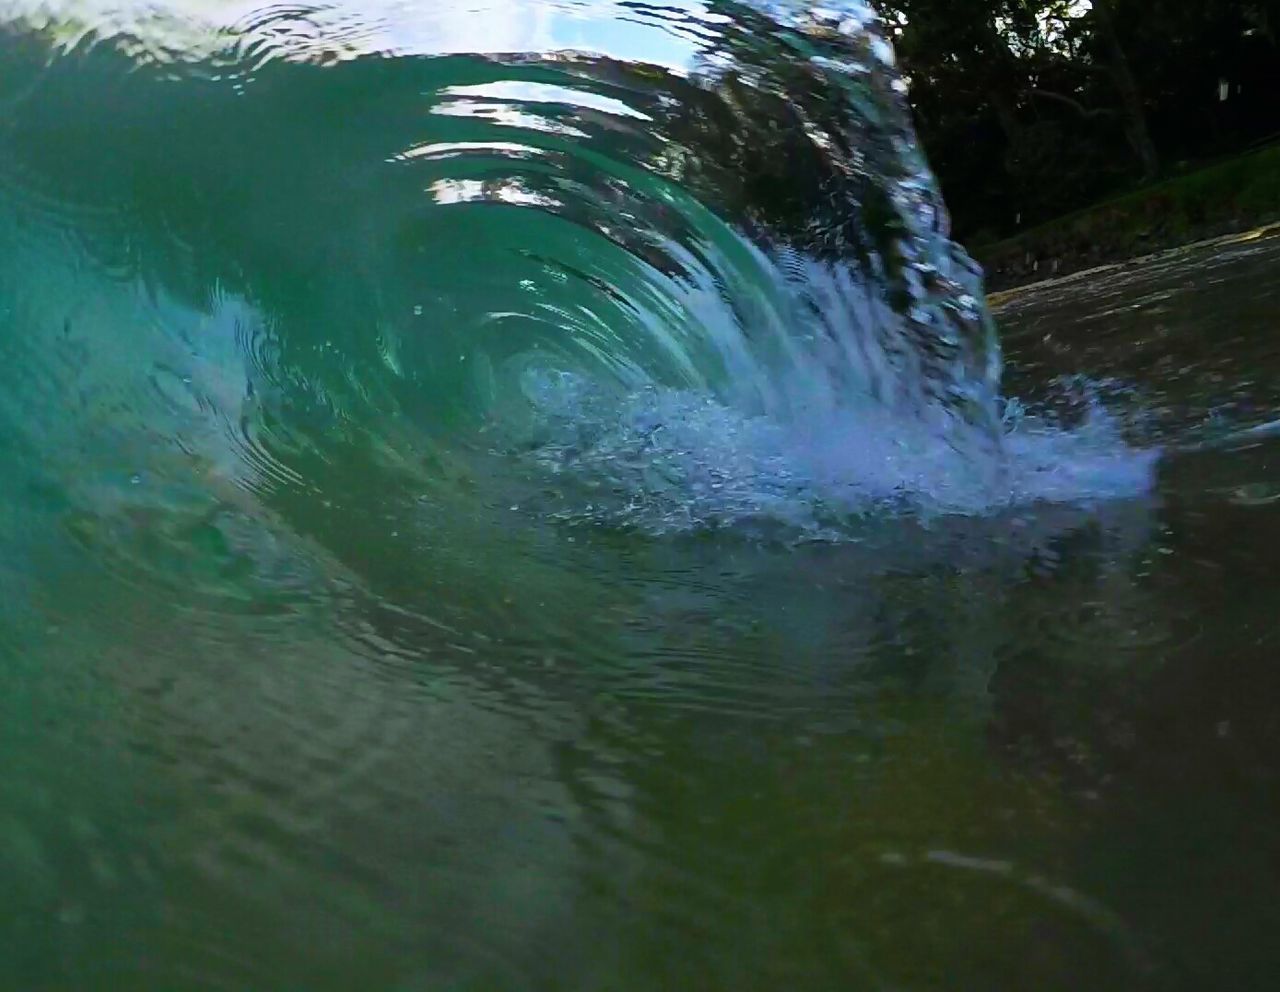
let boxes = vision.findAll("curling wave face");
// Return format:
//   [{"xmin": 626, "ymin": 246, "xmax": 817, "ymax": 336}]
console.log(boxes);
[{"xmin": 0, "ymin": 0, "xmax": 1157, "ymax": 557}]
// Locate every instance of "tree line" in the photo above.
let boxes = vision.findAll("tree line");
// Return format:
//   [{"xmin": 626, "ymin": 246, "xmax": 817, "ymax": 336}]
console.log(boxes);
[{"xmin": 871, "ymin": 1, "xmax": 1280, "ymax": 240}]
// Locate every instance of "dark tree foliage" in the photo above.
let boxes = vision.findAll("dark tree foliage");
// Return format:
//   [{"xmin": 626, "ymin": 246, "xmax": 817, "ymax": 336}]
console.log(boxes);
[{"xmin": 873, "ymin": 0, "xmax": 1280, "ymax": 239}]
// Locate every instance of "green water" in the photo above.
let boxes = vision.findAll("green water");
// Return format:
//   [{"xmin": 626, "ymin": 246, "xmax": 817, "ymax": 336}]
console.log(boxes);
[{"xmin": 3, "ymin": 2, "xmax": 1280, "ymax": 989}]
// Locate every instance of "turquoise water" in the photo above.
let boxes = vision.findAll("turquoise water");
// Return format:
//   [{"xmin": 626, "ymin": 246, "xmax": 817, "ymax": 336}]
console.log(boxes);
[{"xmin": 3, "ymin": 2, "xmax": 1279, "ymax": 988}]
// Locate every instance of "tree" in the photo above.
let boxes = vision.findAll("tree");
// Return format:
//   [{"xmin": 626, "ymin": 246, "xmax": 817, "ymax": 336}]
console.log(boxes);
[
  {"xmin": 871, "ymin": 0, "xmax": 1280, "ymax": 238},
  {"xmin": 1088, "ymin": 0, "xmax": 1159, "ymax": 179}
]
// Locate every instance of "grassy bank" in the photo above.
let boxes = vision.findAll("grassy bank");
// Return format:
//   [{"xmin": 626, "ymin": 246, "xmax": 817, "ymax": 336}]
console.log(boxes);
[{"xmin": 972, "ymin": 144, "xmax": 1280, "ymax": 290}]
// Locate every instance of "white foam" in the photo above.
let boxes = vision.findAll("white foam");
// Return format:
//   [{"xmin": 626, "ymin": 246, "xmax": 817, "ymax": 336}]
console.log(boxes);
[{"xmin": 513, "ymin": 369, "xmax": 1158, "ymax": 536}]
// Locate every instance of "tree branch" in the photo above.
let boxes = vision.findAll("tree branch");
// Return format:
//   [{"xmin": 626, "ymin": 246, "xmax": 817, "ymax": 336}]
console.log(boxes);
[{"xmin": 1028, "ymin": 88, "xmax": 1115, "ymax": 119}]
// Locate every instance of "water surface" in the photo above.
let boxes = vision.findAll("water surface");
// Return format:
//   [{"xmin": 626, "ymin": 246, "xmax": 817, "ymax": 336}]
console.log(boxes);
[{"xmin": 2, "ymin": 2, "xmax": 1279, "ymax": 989}]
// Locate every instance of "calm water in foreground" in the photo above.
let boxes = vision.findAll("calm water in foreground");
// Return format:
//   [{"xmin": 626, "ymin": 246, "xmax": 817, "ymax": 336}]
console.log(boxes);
[{"xmin": 3, "ymin": 2, "xmax": 1280, "ymax": 988}]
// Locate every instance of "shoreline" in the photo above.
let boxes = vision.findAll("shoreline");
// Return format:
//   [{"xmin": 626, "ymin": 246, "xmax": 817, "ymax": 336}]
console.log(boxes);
[
  {"xmin": 971, "ymin": 144, "xmax": 1280, "ymax": 293},
  {"xmin": 984, "ymin": 222, "xmax": 1280, "ymax": 307}
]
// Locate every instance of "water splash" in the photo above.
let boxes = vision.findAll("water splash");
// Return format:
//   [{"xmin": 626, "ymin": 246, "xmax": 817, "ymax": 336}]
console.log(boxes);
[{"xmin": 0, "ymin": 0, "xmax": 1156, "ymax": 552}]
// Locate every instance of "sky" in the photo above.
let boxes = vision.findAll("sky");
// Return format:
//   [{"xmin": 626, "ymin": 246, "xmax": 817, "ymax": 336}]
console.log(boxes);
[{"xmin": 0, "ymin": 0, "xmax": 722, "ymax": 70}]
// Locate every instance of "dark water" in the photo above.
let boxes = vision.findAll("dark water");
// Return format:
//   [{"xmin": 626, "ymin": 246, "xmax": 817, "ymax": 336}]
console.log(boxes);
[{"xmin": 2, "ymin": 1, "xmax": 1279, "ymax": 988}]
